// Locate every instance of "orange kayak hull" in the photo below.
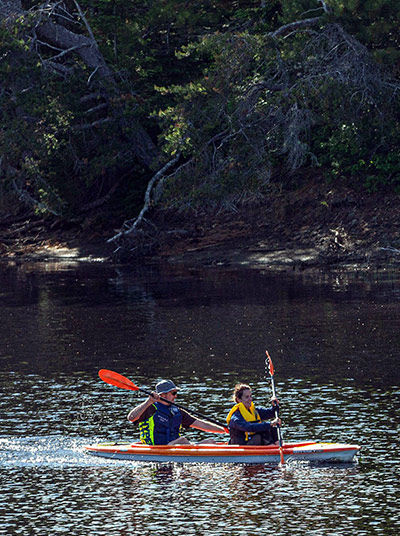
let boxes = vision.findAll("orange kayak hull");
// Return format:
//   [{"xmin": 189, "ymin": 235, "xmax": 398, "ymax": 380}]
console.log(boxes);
[{"xmin": 84, "ymin": 441, "xmax": 360, "ymax": 464}]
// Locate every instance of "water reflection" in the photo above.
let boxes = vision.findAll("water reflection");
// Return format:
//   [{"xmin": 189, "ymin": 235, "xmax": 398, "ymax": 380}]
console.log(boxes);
[{"xmin": 1, "ymin": 262, "xmax": 399, "ymax": 388}]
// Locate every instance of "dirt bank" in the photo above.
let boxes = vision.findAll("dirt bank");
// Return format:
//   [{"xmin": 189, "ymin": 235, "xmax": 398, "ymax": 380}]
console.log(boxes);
[
  {"xmin": 154, "ymin": 180, "xmax": 400, "ymax": 271},
  {"xmin": 1, "ymin": 179, "xmax": 399, "ymax": 270}
]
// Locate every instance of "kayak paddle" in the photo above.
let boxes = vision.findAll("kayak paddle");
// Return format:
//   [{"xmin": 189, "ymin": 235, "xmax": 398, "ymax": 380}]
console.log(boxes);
[
  {"xmin": 265, "ymin": 350, "xmax": 285, "ymax": 464},
  {"xmin": 98, "ymin": 369, "xmax": 227, "ymax": 431}
]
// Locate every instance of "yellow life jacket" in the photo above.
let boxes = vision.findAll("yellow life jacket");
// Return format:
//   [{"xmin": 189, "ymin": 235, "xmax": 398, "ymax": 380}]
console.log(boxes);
[{"xmin": 226, "ymin": 402, "xmax": 261, "ymax": 441}]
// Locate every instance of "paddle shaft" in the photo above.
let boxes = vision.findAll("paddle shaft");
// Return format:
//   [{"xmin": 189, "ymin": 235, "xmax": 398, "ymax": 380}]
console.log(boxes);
[
  {"xmin": 270, "ymin": 375, "xmax": 284, "ymax": 443},
  {"xmin": 265, "ymin": 351, "xmax": 285, "ymax": 464},
  {"xmin": 135, "ymin": 385, "xmax": 226, "ymax": 429}
]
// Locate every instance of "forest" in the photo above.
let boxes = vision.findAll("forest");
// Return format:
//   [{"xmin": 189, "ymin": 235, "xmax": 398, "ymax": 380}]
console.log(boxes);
[{"xmin": 1, "ymin": 1, "xmax": 400, "ymax": 260}]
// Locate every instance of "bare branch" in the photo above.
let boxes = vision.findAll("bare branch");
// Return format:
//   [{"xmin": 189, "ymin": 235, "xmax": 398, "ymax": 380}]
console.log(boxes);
[
  {"xmin": 42, "ymin": 60, "xmax": 73, "ymax": 77},
  {"xmin": 85, "ymin": 103, "xmax": 108, "ymax": 115},
  {"xmin": 12, "ymin": 178, "xmax": 63, "ymax": 217},
  {"xmin": 270, "ymin": 16, "xmax": 322, "ymax": 39},
  {"xmin": 380, "ymin": 247, "xmax": 400, "ymax": 255},
  {"xmin": 271, "ymin": 0, "xmax": 331, "ymax": 39},
  {"xmin": 72, "ymin": 0, "xmax": 96, "ymax": 42},
  {"xmin": 87, "ymin": 66, "xmax": 99, "ymax": 85},
  {"xmin": 74, "ymin": 117, "xmax": 111, "ymax": 130},
  {"xmin": 45, "ymin": 43, "xmax": 88, "ymax": 62},
  {"xmin": 320, "ymin": 1, "xmax": 332, "ymax": 14}
]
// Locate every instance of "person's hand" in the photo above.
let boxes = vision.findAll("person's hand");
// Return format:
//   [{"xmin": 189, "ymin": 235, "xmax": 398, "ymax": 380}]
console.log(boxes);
[
  {"xmin": 271, "ymin": 417, "xmax": 281, "ymax": 427},
  {"xmin": 149, "ymin": 391, "xmax": 161, "ymax": 403},
  {"xmin": 270, "ymin": 396, "xmax": 279, "ymax": 406}
]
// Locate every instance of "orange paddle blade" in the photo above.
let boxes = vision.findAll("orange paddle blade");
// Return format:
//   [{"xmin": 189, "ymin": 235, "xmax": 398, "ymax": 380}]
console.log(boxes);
[
  {"xmin": 265, "ymin": 350, "xmax": 274, "ymax": 376},
  {"xmin": 99, "ymin": 369, "xmax": 139, "ymax": 391}
]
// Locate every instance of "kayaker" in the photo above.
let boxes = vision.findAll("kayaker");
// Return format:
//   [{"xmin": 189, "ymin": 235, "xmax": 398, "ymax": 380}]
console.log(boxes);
[
  {"xmin": 127, "ymin": 379, "xmax": 227, "ymax": 445},
  {"xmin": 226, "ymin": 383, "xmax": 281, "ymax": 445}
]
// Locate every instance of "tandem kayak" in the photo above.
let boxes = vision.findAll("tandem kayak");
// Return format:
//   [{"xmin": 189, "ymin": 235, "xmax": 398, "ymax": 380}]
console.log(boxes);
[{"xmin": 84, "ymin": 441, "xmax": 360, "ymax": 464}]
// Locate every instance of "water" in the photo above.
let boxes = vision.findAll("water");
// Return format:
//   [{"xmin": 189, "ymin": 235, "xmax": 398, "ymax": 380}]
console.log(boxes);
[{"xmin": 0, "ymin": 260, "xmax": 399, "ymax": 535}]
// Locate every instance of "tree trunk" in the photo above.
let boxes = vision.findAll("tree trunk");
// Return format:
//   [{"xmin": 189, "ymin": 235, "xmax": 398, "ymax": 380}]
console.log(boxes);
[{"xmin": 37, "ymin": 20, "xmax": 113, "ymax": 80}]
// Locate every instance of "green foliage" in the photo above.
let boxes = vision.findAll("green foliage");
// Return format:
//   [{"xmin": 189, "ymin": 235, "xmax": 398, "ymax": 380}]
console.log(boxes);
[
  {"xmin": 154, "ymin": 33, "xmax": 281, "ymax": 209},
  {"xmin": 318, "ymin": 122, "xmax": 400, "ymax": 193},
  {"xmin": 329, "ymin": 0, "xmax": 400, "ymax": 73},
  {"xmin": 2, "ymin": 0, "xmax": 400, "ymax": 220},
  {"xmin": 155, "ymin": 18, "xmax": 400, "ymax": 209},
  {"xmin": 0, "ymin": 24, "xmax": 147, "ymax": 217}
]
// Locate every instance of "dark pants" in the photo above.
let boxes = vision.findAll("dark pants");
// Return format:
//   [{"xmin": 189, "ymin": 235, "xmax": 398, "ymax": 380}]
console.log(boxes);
[{"xmin": 247, "ymin": 427, "xmax": 279, "ymax": 445}]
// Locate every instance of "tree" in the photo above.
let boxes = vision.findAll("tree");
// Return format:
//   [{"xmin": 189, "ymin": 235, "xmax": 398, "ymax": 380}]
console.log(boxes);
[
  {"xmin": 147, "ymin": 23, "xmax": 399, "ymax": 206},
  {"xmin": 1, "ymin": 0, "xmax": 157, "ymax": 218},
  {"xmin": 104, "ymin": 0, "xmax": 400, "ymax": 255}
]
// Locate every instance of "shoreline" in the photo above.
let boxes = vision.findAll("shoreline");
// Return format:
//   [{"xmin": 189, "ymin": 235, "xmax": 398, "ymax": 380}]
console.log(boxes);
[
  {"xmin": 1, "ymin": 180, "xmax": 400, "ymax": 272},
  {"xmin": 1, "ymin": 226, "xmax": 399, "ymax": 273}
]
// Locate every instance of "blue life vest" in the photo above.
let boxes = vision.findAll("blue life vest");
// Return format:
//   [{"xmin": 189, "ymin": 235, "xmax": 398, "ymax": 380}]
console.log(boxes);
[{"xmin": 139, "ymin": 402, "xmax": 182, "ymax": 445}]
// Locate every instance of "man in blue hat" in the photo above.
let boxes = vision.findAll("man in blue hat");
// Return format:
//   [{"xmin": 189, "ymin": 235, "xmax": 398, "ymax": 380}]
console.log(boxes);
[{"xmin": 127, "ymin": 379, "xmax": 226, "ymax": 445}]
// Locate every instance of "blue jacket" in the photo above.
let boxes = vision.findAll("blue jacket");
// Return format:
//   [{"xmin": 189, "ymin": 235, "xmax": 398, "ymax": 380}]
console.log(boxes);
[
  {"xmin": 228, "ymin": 406, "xmax": 277, "ymax": 445},
  {"xmin": 138, "ymin": 402, "xmax": 182, "ymax": 445}
]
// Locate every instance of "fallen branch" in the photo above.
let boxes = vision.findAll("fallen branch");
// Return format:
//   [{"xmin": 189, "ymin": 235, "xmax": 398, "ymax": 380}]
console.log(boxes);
[
  {"xmin": 79, "ymin": 178, "xmax": 122, "ymax": 213},
  {"xmin": 107, "ymin": 152, "xmax": 181, "ymax": 243}
]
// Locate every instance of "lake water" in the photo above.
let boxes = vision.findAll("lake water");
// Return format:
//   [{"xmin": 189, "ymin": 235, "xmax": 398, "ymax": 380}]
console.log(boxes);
[{"xmin": 0, "ymin": 260, "xmax": 399, "ymax": 536}]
